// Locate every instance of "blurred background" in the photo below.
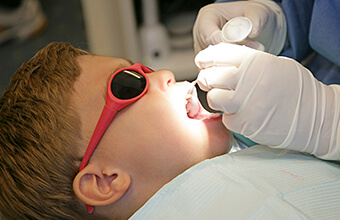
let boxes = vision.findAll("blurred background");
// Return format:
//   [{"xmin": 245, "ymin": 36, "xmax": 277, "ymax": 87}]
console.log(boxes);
[
  {"xmin": 0, "ymin": 0, "xmax": 86, "ymax": 95},
  {"xmin": 0, "ymin": 0, "xmax": 214, "ymax": 96}
]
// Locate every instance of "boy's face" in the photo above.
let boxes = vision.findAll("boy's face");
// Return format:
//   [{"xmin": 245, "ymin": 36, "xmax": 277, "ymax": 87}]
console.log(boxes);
[{"xmin": 73, "ymin": 55, "xmax": 233, "ymax": 193}]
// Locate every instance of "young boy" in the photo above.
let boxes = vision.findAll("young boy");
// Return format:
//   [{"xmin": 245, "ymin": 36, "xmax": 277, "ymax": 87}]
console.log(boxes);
[
  {"xmin": 1, "ymin": 42, "xmax": 340, "ymax": 220},
  {"xmin": 0, "ymin": 42, "xmax": 233, "ymax": 219}
]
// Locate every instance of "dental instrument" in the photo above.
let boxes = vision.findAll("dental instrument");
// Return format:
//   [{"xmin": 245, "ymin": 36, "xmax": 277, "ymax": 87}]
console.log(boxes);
[
  {"xmin": 221, "ymin": 16, "xmax": 265, "ymax": 51},
  {"xmin": 222, "ymin": 17, "xmax": 252, "ymax": 43}
]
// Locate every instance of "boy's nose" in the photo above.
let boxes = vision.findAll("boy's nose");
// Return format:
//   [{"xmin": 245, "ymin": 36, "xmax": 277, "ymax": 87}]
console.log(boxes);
[{"xmin": 148, "ymin": 70, "xmax": 176, "ymax": 91}]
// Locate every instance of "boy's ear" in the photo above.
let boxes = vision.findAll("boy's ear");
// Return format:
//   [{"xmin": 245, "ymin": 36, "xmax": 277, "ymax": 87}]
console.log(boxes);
[{"xmin": 73, "ymin": 164, "xmax": 131, "ymax": 207}]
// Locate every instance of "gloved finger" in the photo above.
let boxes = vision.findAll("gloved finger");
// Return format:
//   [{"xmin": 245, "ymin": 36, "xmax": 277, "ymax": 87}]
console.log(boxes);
[
  {"xmin": 207, "ymin": 88, "xmax": 240, "ymax": 114},
  {"xmin": 194, "ymin": 18, "xmax": 224, "ymax": 45},
  {"xmin": 244, "ymin": 3, "xmax": 269, "ymax": 38},
  {"xmin": 197, "ymin": 66, "xmax": 239, "ymax": 92},
  {"xmin": 193, "ymin": 6, "xmax": 226, "ymax": 51},
  {"xmin": 195, "ymin": 7, "xmax": 225, "ymax": 45},
  {"xmin": 195, "ymin": 43, "xmax": 257, "ymax": 69}
]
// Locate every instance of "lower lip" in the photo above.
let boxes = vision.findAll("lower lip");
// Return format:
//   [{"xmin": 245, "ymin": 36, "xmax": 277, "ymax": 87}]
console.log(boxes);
[
  {"xmin": 203, "ymin": 113, "xmax": 222, "ymax": 121},
  {"xmin": 191, "ymin": 113, "xmax": 222, "ymax": 122}
]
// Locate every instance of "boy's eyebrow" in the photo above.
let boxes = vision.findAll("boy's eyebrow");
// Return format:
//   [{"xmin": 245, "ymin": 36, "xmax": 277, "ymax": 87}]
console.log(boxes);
[
  {"xmin": 106, "ymin": 59, "xmax": 134, "ymax": 84},
  {"xmin": 104, "ymin": 59, "xmax": 135, "ymax": 97},
  {"xmin": 127, "ymin": 59, "xmax": 134, "ymax": 65}
]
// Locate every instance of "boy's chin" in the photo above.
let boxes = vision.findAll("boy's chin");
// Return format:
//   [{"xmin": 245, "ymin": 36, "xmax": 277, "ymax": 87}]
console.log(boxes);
[{"xmin": 205, "ymin": 118, "xmax": 234, "ymax": 157}]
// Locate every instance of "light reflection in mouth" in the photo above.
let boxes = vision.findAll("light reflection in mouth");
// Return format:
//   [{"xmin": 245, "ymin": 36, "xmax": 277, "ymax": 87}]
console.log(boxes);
[{"xmin": 185, "ymin": 82, "xmax": 221, "ymax": 120}]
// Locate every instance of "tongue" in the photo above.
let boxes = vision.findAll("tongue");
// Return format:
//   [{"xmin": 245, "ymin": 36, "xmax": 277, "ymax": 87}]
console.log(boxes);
[{"xmin": 186, "ymin": 94, "xmax": 212, "ymax": 120}]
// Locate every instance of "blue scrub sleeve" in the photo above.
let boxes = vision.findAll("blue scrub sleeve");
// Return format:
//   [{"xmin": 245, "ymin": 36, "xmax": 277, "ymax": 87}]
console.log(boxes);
[{"xmin": 309, "ymin": 0, "xmax": 340, "ymax": 67}]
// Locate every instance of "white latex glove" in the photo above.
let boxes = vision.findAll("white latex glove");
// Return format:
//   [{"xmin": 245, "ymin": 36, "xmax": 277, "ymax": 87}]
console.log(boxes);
[
  {"xmin": 193, "ymin": 0, "xmax": 286, "ymax": 55},
  {"xmin": 195, "ymin": 43, "xmax": 340, "ymax": 160}
]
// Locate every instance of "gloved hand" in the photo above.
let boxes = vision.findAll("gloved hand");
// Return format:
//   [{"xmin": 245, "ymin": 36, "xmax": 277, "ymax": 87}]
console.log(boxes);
[
  {"xmin": 195, "ymin": 43, "xmax": 340, "ymax": 160},
  {"xmin": 193, "ymin": 0, "xmax": 286, "ymax": 55}
]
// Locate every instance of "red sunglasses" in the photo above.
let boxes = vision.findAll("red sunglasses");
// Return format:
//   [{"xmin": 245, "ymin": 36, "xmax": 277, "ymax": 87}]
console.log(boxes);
[{"xmin": 78, "ymin": 62, "xmax": 153, "ymax": 213}]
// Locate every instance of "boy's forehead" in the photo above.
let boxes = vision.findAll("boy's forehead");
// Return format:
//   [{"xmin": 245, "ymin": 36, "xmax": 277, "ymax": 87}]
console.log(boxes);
[
  {"xmin": 77, "ymin": 54, "xmax": 133, "ymax": 67},
  {"xmin": 76, "ymin": 53, "xmax": 136, "ymax": 82},
  {"xmin": 76, "ymin": 55, "xmax": 134, "ymax": 85}
]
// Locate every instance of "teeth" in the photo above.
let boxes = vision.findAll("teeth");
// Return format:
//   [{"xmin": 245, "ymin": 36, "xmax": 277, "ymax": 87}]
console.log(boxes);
[
  {"xmin": 186, "ymin": 82, "xmax": 195, "ymax": 98},
  {"xmin": 186, "ymin": 97, "xmax": 198, "ymax": 118},
  {"xmin": 185, "ymin": 93, "xmax": 192, "ymax": 99},
  {"xmin": 185, "ymin": 84, "xmax": 199, "ymax": 118}
]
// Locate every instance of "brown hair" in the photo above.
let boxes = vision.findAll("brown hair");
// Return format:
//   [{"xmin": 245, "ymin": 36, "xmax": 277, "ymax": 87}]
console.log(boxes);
[{"xmin": 0, "ymin": 42, "xmax": 99, "ymax": 219}]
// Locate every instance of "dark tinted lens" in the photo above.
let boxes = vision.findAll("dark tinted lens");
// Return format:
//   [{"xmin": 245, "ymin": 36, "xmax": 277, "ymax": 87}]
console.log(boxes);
[{"xmin": 111, "ymin": 70, "xmax": 146, "ymax": 100}]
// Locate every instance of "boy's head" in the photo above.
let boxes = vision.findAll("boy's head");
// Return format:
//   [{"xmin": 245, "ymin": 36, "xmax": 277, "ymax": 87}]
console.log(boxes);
[
  {"xmin": 0, "ymin": 42, "xmax": 233, "ymax": 219},
  {"xmin": 0, "ymin": 42, "xmax": 87, "ymax": 219}
]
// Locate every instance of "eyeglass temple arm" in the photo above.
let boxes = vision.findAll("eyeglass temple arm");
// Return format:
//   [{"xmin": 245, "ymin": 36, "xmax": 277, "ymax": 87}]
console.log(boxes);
[{"xmin": 79, "ymin": 105, "xmax": 117, "ymax": 171}]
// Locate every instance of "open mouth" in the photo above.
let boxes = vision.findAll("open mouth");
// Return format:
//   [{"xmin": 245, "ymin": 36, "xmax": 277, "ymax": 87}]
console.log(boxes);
[{"xmin": 185, "ymin": 84, "xmax": 221, "ymax": 120}]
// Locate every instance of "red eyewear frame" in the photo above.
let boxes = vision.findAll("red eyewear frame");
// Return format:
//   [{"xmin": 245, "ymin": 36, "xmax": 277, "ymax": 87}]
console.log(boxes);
[{"xmin": 78, "ymin": 62, "xmax": 153, "ymax": 213}]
